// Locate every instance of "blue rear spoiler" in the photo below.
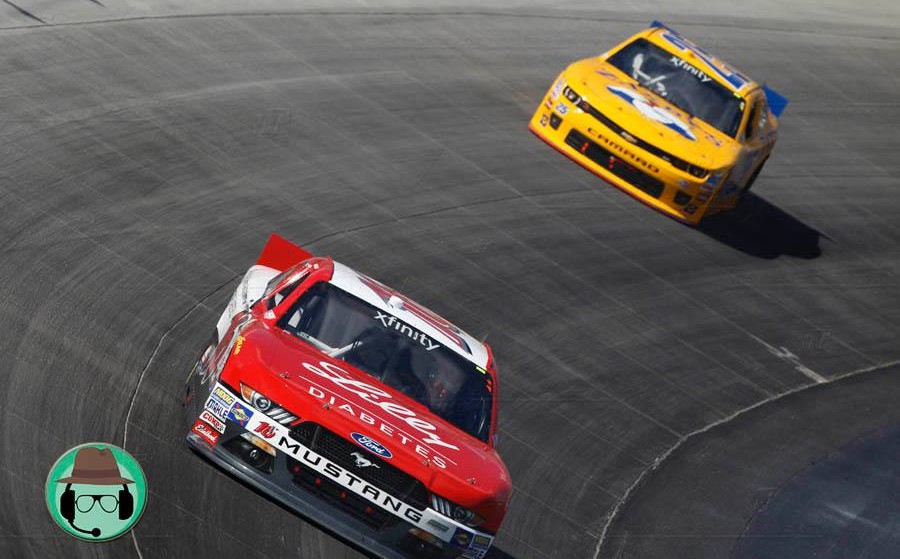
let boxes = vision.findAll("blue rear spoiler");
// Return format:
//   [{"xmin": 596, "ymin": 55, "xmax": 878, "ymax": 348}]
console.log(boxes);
[
  {"xmin": 762, "ymin": 85, "xmax": 789, "ymax": 118},
  {"xmin": 651, "ymin": 20, "xmax": 790, "ymax": 118},
  {"xmin": 650, "ymin": 20, "xmax": 675, "ymax": 32}
]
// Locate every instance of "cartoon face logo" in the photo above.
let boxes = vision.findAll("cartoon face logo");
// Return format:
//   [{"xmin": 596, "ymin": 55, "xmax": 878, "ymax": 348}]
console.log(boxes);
[
  {"xmin": 607, "ymin": 85, "xmax": 696, "ymax": 141},
  {"xmin": 45, "ymin": 443, "xmax": 147, "ymax": 541}
]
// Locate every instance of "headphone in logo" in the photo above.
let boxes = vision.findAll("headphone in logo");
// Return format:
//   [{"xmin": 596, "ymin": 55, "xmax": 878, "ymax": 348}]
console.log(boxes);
[
  {"xmin": 60, "ymin": 483, "xmax": 133, "ymax": 537},
  {"xmin": 53, "ymin": 446, "xmax": 136, "ymax": 538}
]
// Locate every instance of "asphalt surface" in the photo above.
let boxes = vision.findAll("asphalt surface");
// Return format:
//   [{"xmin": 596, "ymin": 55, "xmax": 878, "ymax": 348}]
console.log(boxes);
[{"xmin": 1, "ymin": 2, "xmax": 899, "ymax": 559}]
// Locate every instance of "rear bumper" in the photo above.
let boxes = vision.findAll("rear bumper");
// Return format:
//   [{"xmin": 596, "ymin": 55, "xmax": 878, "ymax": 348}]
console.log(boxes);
[{"xmin": 183, "ymin": 376, "xmax": 493, "ymax": 559}]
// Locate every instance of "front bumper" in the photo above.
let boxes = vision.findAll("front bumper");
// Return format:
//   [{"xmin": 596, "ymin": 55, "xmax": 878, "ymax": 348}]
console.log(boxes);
[
  {"xmin": 528, "ymin": 79, "xmax": 730, "ymax": 225},
  {"xmin": 184, "ymin": 379, "xmax": 494, "ymax": 559}
]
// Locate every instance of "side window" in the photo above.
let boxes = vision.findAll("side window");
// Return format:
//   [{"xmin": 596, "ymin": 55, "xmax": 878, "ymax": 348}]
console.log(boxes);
[
  {"xmin": 744, "ymin": 98, "xmax": 768, "ymax": 141},
  {"xmin": 267, "ymin": 280, "xmax": 300, "ymax": 310},
  {"xmin": 264, "ymin": 268, "xmax": 293, "ymax": 298},
  {"xmin": 264, "ymin": 262, "xmax": 311, "ymax": 310},
  {"xmin": 757, "ymin": 100, "xmax": 769, "ymax": 136},
  {"xmin": 743, "ymin": 101, "xmax": 759, "ymax": 141}
]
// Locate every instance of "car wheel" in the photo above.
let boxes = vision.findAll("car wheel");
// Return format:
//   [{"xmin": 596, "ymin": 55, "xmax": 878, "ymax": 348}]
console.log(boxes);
[{"xmin": 741, "ymin": 157, "xmax": 768, "ymax": 197}]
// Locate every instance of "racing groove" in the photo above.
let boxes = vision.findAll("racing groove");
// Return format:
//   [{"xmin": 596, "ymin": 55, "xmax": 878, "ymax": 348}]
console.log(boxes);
[{"xmin": 1, "ymin": 4, "xmax": 900, "ymax": 559}]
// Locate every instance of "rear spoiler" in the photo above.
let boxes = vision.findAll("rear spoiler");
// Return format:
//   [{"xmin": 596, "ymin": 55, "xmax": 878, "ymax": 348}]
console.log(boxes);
[
  {"xmin": 762, "ymin": 85, "xmax": 789, "ymax": 118},
  {"xmin": 255, "ymin": 233, "xmax": 313, "ymax": 271},
  {"xmin": 649, "ymin": 19, "xmax": 676, "ymax": 32},
  {"xmin": 650, "ymin": 20, "xmax": 790, "ymax": 118}
]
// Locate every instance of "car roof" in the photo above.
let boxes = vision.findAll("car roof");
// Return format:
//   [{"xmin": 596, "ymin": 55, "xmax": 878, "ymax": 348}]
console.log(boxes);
[
  {"xmin": 328, "ymin": 261, "xmax": 490, "ymax": 368},
  {"xmin": 642, "ymin": 24, "xmax": 758, "ymax": 96}
]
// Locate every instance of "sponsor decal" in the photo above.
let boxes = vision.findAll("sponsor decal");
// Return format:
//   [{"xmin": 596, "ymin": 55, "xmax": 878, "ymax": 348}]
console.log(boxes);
[
  {"xmin": 607, "ymin": 85, "xmax": 696, "ymax": 141},
  {"xmin": 427, "ymin": 519, "xmax": 450, "ymax": 532},
  {"xmin": 204, "ymin": 389, "xmax": 235, "ymax": 420},
  {"xmin": 683, "ymin": 175, "xmax": 720, "ymax": 215},
  {"xmin": 555, "ymin": 101, "xmax": 568, "ymax": 116},
  {"xmin": 232, "ymin": 335, "xmax": 245, "ymax": 356},
  {"xmin": 253, "ymin": 421, "xmax": 276, "ymax": 439},
  {"xmin": 473, "ymin": 534, "xmax": 492, "ymax": 546},
  {"xmin": 587, "ymin": 127, "xmax": 661, "ymax": 174},
  {"xmin": 303, "ymin": 360, "xmax": 458, "ymax": 457},
  {"xmin": 209, "ymin": 384, "xmax": 489, "ymax": 546},
  {"xmin": 350, "ymin": 451, "xmax": 381, "ymax": 469},
  {"xmin": 374, "ymin": 312, "xmax": 440, "ymax": 352},
  {"xmin": 227, "ymin": 402, "xmax": 253, "ymax": 426},
  {"xmin": 213, "ymin": 387, "xmax": 235, "ymax": 405},
  {"xmin": 357, "ymin": 274, "xmax": 472, "ymax": 355},
  {"xmin": 204, "ymin": 398, "xmax": 230, "ymax": 420},
  {"xmin": 695, "ymin": 175, "xmax": 719, "ymax": 204},
  {"xmin": 200, "ymin": 410, "xmax": 226, "ymax": 433},
  {"xmin": 192, "ymin": 420, "xmax": 219, "ymax": 445},
  {"xmin": 248, "ymin": 414, "xmax": 430, "ymax": 529},
  {"xmin": 550, "ymin": 78, "xmax": 565, "ymax": 100},
  {"xmin": 351, "ymin": 432, "xmax": 393, "ymax": 459},
  {"xmin": 453, "ymin": 528, "xmax": 472, "ymax": 547},
  {"xmin": 660, "ymin": 31, "xmax": 749, "ymax": 90},
  {"xmin": 670, "ymin": 56, "xmax": 711, "ymax": 82}
]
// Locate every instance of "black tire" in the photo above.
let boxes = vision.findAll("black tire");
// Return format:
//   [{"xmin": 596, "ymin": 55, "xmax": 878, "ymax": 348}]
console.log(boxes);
[
  {"xmin": 183, "ymin": 330, "xmax": 219, "ymax": 424},
  {"xmin": 741, "ymin": 157, "xmax": 768, "ymax": 197}
]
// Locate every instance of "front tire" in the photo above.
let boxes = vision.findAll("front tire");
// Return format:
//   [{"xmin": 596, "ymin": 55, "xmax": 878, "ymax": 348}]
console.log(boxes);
[{"xmin": 741, "ymin": 157, "xmax": 768, "ymax": 197}]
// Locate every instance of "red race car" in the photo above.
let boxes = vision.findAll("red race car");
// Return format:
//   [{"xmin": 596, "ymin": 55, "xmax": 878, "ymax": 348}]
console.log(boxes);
[{"xmin": 184, "ymin": 234, "xmax": 510, "ymax": 559}]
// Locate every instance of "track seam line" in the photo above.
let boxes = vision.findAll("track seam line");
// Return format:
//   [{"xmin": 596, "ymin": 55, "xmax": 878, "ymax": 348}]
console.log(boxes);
[
  {"xmin": 591, "ymin": 357, "xmax": 900, "ymax": 559},
  {"xmin": 122, "ymin": 273, "xmax": 239, "ymax": 559}
]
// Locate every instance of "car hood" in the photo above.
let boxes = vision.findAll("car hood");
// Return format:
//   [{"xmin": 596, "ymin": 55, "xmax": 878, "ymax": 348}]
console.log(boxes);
[
  {"xmin": 224, "ymin": 320, "xmax": 512, "ymax": 507},
  {"xmin": 566, "ymin": 58, "xmax": 741, "ymax": 170}
]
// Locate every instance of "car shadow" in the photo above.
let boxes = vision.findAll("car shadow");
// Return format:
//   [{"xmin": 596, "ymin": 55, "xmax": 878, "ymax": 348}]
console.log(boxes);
[{"xmin": 697, "ymin": 192, "xmax": 824, "ymax": 259}]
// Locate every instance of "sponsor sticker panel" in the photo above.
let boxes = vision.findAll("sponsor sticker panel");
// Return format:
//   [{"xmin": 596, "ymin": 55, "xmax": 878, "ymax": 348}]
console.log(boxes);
[
  {"xmin": 192, "ymin": 420, "xmax": 220, "ymax": 445},
  {"xmin": 227, "ymin": 402, "xmax": 253, "ymax": 426},
  {"xmin": 200, "ymin": 410, "xmax": 226, "ymax": 433}
]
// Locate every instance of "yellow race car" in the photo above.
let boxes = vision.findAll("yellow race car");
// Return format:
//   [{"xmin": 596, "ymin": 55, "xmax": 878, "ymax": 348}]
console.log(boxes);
[{"xmin": 529, "ymin": 21, "xmax": 788, "ymax": 224}]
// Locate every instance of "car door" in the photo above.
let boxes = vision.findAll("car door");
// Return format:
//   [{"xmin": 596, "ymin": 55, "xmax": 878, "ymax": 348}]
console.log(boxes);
[{"xmin": 720, "ymin": 92, "xmax": 768, "ymax": 200}]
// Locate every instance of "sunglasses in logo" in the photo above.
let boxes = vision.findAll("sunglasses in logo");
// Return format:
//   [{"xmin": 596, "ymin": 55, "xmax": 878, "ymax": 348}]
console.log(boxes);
[{"xmin": 75, "ymin": 494, "xmax": 119, "ymax": 514}]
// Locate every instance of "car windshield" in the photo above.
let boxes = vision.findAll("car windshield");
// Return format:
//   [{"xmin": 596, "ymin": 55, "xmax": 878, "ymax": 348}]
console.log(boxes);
[
  {"xmin": 607, "ymin": 38, "xmax": 745, "ymax": 137},
  {"xmin": 277, "ymin": 282, "xmax": 493, "ymax": 442}
]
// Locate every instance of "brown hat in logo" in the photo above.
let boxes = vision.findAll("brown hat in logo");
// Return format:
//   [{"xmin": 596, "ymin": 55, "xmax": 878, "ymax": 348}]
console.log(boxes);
[{"xmin": 55, "ymin": 447, "xmax": 134, "ymax": 485}]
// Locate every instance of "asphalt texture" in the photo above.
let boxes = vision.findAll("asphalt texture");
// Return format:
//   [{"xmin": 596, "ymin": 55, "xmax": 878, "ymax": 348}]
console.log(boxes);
[{"xmin": 1, "ymin": 2, "xmax": 899, "ymax": 559}]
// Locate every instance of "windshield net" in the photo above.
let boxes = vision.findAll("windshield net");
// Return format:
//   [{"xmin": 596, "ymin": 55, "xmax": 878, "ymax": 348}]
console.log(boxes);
[
  {"xmin": 607, "ymin": 38, "xmax": 745, "ymax": 137},
  {"xmin": 277, "ymin": 282, "xmax": 493, "ymax": 442}
]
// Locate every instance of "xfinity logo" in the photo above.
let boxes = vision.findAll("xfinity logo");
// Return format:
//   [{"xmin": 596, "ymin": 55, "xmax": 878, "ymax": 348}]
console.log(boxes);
[
  {"xmin": 374, "ymin": 312, "xmax": 440, "ymax": 351},
  {"xmin": 670, "ymin": 56, "xmax": 712, "ymax": 82},
  {"xmin": 359, "ymin": 274, "xmax": 472, "ymax": 354},
  {"xmin": 351, "ymin": 452, "xmax": 380, "ymax": 469}
]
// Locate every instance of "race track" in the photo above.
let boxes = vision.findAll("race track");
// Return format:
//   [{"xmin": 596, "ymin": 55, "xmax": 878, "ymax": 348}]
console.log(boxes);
[{"xmin": 2, "ymin": 2, "xmax": 900, "ymax": 558}]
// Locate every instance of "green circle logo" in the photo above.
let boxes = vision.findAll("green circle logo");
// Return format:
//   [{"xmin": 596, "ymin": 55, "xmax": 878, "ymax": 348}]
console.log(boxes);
[{"xmin": 45, "ymin": 443, "xmax": 147, "ymax": 541}]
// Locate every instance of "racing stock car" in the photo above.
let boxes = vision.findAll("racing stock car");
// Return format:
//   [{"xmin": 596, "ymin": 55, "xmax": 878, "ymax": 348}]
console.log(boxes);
[
  {"xmin": 529, "ymin": 21, "xmax": 789, "ymax": 224},
  {"xmin": 184, "ymin": 234, "xmax": 510, "ymax": 559}
]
